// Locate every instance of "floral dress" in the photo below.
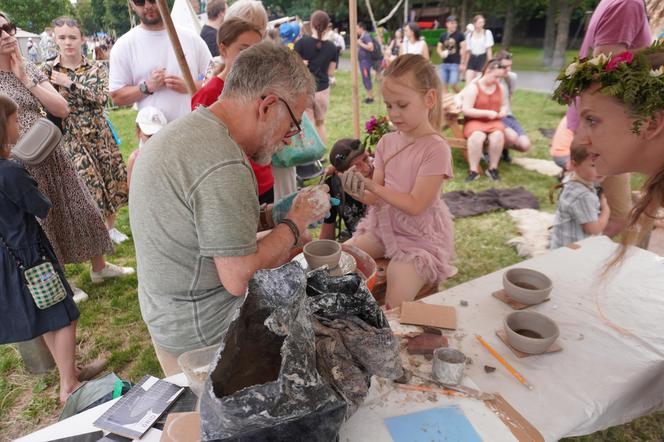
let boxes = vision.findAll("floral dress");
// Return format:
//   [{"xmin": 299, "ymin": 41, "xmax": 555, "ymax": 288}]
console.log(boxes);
[
  {"xmin": 44, "ymin": 57, "xmax": 128, "ymax": 218},
  {"xmin": 0, "ymin": 63, "xmax": 112, "ymax": 264}
]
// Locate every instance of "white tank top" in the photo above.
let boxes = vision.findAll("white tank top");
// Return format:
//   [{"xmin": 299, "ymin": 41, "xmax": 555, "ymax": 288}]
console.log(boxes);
[{"xmin": 402, "ymin": 39, "xmax": 426, "ymax": 55}]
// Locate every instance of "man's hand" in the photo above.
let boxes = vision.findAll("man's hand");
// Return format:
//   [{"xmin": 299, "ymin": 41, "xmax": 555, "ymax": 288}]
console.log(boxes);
[
  {"xmin": 288, "ymin": 185, "xmax": 331, "ymax": 228},
  {"xmin": 146, "ymin": 68, "xmax": 166, "ymax": 92},
  {"xmin": 164, "ymin": 74, "xmax": 188, "ymax": 94},
  {"xmin": 50, "ymin": 71, "xmax": 73, "ymax": 89}
]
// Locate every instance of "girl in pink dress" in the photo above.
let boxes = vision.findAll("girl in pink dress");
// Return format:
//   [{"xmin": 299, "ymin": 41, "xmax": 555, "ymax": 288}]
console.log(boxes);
[{"xmin": 343, "ymin": 54, "xmax": 456, "ymax": 308}]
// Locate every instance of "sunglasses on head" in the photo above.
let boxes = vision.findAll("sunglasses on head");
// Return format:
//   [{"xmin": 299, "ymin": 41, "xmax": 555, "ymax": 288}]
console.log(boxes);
[
  {"xmin": 0, "ymin": 22, "xmax": 16, "ymax": 37},
  {"xmin": 52, "ymin": 18, "xmax": 79, "ymax": 27},
  {"xmin": 132, "ymin": 0, "xmax": 157, "ymax": 5}
]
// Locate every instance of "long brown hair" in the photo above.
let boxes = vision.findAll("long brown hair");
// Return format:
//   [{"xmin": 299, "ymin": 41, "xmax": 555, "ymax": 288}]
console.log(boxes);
[
  {"xmin": 212, "ymin": 18, "xmax": 261, "ymax": 75},
  {"xmin": 310, "ymin": 10, "xmax": 330, "ymax": 49},
  {"xmin": 383, "ymin": 54, "xmax": 443, "ymax": 128},
  {"xmin": 0, "ymin": 93, "xmax": 18, "ymax": 151}
]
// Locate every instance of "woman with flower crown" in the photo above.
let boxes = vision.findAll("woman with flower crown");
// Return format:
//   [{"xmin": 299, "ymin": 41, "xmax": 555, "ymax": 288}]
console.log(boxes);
[{"xmin": 553, "ymin": 39, "xmax": 664, "ymax": 264}]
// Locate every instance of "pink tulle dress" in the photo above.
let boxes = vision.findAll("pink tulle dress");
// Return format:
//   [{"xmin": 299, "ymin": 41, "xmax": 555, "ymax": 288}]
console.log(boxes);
[{"xmin": 355, "ymin": 132, "xmax": 456, "ymax": 284}]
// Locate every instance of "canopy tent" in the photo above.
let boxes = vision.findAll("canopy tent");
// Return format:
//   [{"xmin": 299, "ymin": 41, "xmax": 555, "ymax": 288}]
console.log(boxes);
[{"xmin": 16, "ymin": 28, "xmax": 41, "ymax": 61}]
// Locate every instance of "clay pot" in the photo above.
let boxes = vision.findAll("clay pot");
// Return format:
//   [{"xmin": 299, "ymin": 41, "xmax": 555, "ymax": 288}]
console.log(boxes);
[
  {"xmin": 432, "ymin": 348, "xmax": 466, "ymax": 386},
  {"xmin": 503, "ymin": 268, "xmax": 552, "ymax": 305},
  {"xmin": 303, "ymin": 240, "xmax": 342, "ymax": 271},
  {"xmin": 504, "ymin": 311, "xmax": 559, "ymax": 354}
]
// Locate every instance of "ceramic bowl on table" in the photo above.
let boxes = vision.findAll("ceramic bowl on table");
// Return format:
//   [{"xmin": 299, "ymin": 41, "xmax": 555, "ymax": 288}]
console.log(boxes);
[
  {"xmin": 504, "ymin": 311, "xmax": 559, "ymax": 354},
  {"xmin": 503, "ymin": 268, "xmax": 553, "ymax": 305}
]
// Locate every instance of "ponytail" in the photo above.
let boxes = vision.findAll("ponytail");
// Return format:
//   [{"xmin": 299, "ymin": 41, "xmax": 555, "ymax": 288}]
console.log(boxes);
[{"xmin": 310, "ymin": 10, "xmax": 330, "ymax": 49}]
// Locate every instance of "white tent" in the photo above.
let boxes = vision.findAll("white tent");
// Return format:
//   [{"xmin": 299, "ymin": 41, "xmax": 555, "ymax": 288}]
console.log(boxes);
[
  {"xmin": 16, "ymin": 28, "xmax": 41, "ymax": 61},
  {"xmin": 171, "ymin": 0, "xmax": 203, "ymax": 34}
]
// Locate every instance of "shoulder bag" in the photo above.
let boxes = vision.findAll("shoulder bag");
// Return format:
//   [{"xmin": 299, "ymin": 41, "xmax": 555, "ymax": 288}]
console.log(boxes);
[
  {"xmin": 12, "ymin": 118, "xmax": 62, "ymax": 166},
  {"xmin": 0, "ymin": 233, "xmax": 66, "ymax": 309}
]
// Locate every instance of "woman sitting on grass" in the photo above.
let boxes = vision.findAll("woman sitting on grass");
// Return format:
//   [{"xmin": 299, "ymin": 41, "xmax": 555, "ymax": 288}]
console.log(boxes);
[{"xmin": 461, "ymin": 59, "xmax": 507, "ymax": 182}]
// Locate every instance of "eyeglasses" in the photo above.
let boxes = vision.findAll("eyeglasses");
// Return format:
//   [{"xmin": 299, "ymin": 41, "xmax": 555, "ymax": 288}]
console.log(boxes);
[
  {"xmin": 132, "ymin": 0, "xmax": 157, "ymax": 6},
  {"xmin": 52, "ymin": 18, "xmax": 79, "ymax": 27},
  {"xmin": 0, "ymin": 22, "xmax": 16, "ymax": 37},
  {"xmin": 262, "ymin": 95, "xmax": 302, "ymax": 138}
]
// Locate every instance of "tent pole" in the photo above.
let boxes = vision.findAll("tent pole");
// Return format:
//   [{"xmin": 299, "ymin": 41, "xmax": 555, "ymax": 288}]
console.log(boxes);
[
  {"xmin": 349, "ymin": 0, "xmax": 360, "ymax": 138},
  {"xmin": 156, "ymin": 0, "xmax": 197, "ymax": 95}
]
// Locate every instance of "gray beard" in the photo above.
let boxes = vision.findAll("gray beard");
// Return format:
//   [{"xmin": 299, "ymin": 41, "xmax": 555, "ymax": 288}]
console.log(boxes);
[{"xmin": 252, "ymin": 124, "xmax": 283, "ymax": 165}]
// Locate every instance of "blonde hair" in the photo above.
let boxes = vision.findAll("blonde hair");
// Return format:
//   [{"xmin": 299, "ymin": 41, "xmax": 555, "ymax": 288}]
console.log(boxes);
[
  {"xmin": 224, "ymin": 0, "xmax": 268, "ymax": 34},
  {"xmin": 383, "ymin": 54, "xmax": 443, "ymax": 128}
]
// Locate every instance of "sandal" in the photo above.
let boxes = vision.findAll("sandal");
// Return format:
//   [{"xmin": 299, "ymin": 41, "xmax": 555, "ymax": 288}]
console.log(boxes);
[{"xmin": 77, "ymin": 358, "xmax": 108, "ymax": 382}]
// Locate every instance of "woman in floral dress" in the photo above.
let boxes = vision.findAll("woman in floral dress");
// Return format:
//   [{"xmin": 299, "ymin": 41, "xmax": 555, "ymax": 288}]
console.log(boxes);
[
  {"xmin": 46, "ymin": 17, "xmax": 130, "ymax": 244},
  {"xmin": 0, "ymin": 11, "xmax": 132, "ymax": 289}
]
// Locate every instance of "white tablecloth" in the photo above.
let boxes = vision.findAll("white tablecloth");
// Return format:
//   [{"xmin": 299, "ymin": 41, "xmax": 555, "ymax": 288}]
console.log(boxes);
[
  {"xmin": 18, "ymin": 237, "xmax": 664, "ymax": 441},
  {"xmin": 419, "ymin": 236, "xmax": 664, "ymax": 441}
]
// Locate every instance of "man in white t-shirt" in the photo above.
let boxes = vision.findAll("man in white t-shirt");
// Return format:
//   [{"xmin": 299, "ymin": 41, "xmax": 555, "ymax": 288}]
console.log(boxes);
[{"xmin": 109, "ymin": 0, "xmax": 212, "ymax": 122}]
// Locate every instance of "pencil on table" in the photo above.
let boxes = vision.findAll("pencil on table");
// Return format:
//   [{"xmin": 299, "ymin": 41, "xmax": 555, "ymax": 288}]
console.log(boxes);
[{"xmin": 475, "ymin": 334, "xmax": 533, "ymax": 390}]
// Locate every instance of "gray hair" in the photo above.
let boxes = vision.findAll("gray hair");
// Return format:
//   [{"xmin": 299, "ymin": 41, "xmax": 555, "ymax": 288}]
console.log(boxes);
[
  {"xmin": 222, "ymin": 41, "xmax": 315, "ymax": 106},
  {"xmin": 224, "ymin": 0, "xmax": 268, "ymax": 33}
]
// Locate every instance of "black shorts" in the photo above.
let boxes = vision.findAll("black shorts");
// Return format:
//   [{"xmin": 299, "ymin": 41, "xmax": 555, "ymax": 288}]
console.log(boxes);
[{"xmin": 468, "ymin": 53, "xmax": 487, "ymax": 71}]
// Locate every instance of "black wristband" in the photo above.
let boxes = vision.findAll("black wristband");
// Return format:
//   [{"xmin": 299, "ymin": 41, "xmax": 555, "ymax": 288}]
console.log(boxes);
[{"xmin": 278, "ymin": 218, "xmax": 300, "ymax": 246}]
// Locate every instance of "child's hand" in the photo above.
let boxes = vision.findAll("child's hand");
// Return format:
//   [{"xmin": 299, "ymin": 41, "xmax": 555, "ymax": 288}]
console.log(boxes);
[{"xmin": 341, "ymin": 167, "xmax": 367, "ymax": 198}]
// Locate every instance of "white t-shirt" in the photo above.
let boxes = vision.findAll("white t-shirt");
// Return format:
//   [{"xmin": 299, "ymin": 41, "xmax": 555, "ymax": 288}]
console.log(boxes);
[
  {"xmin": 109, "ymin": 25, "xmax": 212, "ymax": 122},
  {"xmin": 402, "ymin": 38, "xmax": 426, "ymax": 56},
  {"xmin": 467, "ymin": 30, "xmax": 494, "ymax": 55}
]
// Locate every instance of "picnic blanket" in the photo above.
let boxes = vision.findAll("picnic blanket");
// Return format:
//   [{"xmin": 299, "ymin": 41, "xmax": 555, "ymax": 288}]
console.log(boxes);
[
  {"xmin": 512, "ymin": 157, "xmax": 563, "ymax": 177},
  {"xmin": 442, "ymin": 187, "xmax": 539, "ymax": 218},
  {"xmin": 506, "ymin": 208, "xmax": 555, "ymax": 258}
]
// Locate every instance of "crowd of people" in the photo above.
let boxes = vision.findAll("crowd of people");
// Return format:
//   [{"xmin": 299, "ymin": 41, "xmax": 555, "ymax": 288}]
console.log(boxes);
[{"xmin": 1, "ymin": 0, "xmax": 663, "ymax": 412}]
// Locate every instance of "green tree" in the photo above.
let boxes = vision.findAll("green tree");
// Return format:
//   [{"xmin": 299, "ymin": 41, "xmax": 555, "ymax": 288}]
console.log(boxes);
[{"xmin": 0, "ymin": 0, "xmax": 74, "ymax": 33}]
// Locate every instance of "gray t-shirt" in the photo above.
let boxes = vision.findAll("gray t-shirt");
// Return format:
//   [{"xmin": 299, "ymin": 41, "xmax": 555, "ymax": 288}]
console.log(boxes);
[
  {"xmin": 129, "ymin": 106, "xmax": 258, "ymax": 354},
  {"xmin": 550, "ymin": 178, "xmax": 600, "ymax": 250}
]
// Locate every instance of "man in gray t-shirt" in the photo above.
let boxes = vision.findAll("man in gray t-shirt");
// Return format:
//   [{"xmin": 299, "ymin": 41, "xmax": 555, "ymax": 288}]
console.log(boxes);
[{"xmin": 129, "ymin": 42, "xmax": 329, "ymax": 375}]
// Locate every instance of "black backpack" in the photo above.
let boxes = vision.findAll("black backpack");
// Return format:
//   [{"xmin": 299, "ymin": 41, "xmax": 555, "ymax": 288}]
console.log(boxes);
[{"xmin": 370, "ymin": 36, "xmax": 383, "ymax": 61}]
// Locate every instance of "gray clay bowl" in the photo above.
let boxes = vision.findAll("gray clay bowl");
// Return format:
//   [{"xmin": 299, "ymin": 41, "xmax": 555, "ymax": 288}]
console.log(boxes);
[
  {"xmin": 503, "ymin": 268, "xmax": 553, "ymax": 305},
  {"xmin": 303, "ymin": 239, "xmax": 342, "ymax": 271},
  {"xmin": 504, "ymin": 311, "xmax": 559, "ymax": 354}
]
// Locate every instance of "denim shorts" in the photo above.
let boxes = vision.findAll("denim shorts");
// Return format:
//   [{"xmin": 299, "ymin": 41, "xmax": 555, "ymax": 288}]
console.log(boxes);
[{"xmin": 439, "ymin": 63, "xmax": 460, "ymax": 85}]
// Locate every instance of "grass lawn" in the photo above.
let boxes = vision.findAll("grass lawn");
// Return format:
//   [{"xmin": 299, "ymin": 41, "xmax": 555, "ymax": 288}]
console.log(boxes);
[{"xmin": 1, "ymin": 70, "xmax": 662, "ymax": 440}]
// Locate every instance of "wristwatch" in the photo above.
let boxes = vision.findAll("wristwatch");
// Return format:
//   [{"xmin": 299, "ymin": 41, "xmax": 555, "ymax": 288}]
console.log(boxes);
[{"xmin": 139, "ymin": 81, "xmax": 153, "ymax": 95}]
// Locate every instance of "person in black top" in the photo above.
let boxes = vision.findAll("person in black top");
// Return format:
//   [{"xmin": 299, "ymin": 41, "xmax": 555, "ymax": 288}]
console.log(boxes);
[
  {"xmin": 320, "ymin": 139, "xmax": 373, "ymax": 241},
  {"xmin": 294, "ymin": 10, "xmax": 337, "ymax": 144},
  {"xmin": 0, "ymin": 93, "xmax": 84, "ymax": 404},
  {"xmin": 200, "ymin": 0, "xmax": 226, "ymax": 57},
  {"xmin": 436, "ymin": 15, "xmax": 466, "ymax": 93}
]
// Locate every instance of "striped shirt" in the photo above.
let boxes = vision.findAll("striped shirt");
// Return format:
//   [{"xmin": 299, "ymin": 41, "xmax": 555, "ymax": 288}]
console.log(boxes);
[{"xmin": 550, "ymin": 179, "xmax": 600, "ymax": 249}]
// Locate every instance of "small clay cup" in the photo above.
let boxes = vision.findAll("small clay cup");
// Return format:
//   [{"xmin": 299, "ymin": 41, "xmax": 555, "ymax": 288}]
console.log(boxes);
[
  {"xmin": 503, "ymin": 268, "xmax": 553, "ymax": 305},
  {"xmin": 504, "ymin": 311, "xmax": 559, "ymax": 354},
  {"xmin": 432, "ymin": 348, "xmax": 466, "ymax": 386},
  {"xmin": 303, "ymin": 240, "xmax": 342, "ymax": 271}
]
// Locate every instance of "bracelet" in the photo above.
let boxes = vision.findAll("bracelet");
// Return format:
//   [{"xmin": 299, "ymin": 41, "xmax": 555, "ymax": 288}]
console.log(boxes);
[
  {"xmin": 26, "ymin": 81, "xmax": 37, "ymax": 90},
  {"xmin": 278, "ymin": 218, "xmax": 300, "ymax": 247}
]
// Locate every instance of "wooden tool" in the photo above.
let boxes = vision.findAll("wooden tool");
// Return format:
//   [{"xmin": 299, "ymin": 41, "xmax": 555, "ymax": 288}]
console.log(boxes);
[
  {"xmin": 395, "ymin": 383, "xmax": 465, "ymax": 398},
  {"xmin": 475, "ymin": 335, "xmax": 533, "ymax": 390}
]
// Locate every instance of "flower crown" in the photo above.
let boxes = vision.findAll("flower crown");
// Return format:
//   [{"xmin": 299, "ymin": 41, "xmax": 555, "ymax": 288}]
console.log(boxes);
[{"xmin": 552, "ymin": 39, "xmax": 664, "ymax": 133}]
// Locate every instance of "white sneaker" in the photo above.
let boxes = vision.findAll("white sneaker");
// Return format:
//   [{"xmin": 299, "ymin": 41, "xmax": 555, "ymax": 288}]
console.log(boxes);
[
  {"xmin": 108, "ymin": 228, "xmax": 129, "ymax": 244},
  {"xmin": 90, "ymin": 262, "xmax": 135, "ymax": 284},
  {"xmin": 70, "ymin": 285, "xmax": 89, "ymax": 303}
]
